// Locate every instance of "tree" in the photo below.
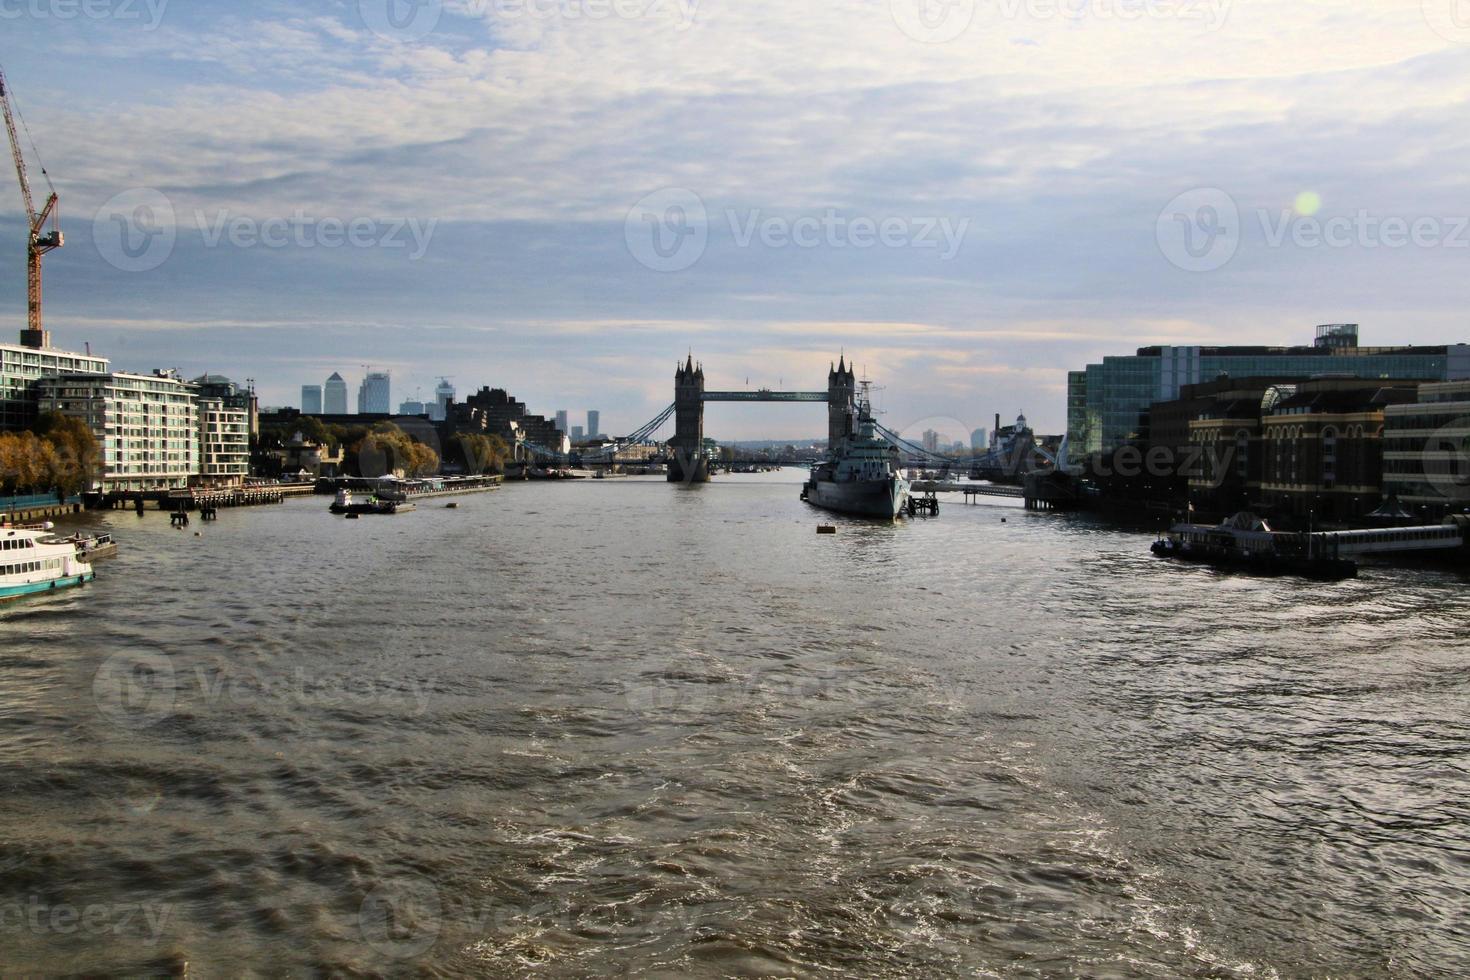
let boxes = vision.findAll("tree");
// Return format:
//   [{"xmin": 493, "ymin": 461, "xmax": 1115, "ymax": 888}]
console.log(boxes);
[
  {"xmin": 345, "ymin": 422, "xmax": 440, "ymax": 478},
  {"xmin": 450, "ymin": 433, "xmax": 510, "ymax": 474},
  {"xmin": 35, "ymin": 412, "xmax": 102, "ymax": 496}
]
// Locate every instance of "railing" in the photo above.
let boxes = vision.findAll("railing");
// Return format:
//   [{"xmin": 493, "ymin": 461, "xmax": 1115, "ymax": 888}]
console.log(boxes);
[{"xmin": 2, "ymin": 492, "xmax": 81, "ymax": 510}]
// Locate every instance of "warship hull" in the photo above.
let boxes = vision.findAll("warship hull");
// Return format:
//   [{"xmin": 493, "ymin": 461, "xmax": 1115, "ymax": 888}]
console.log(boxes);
[{"xmin": 802, "ymin": 476, "xmax": 908, "ymax": 519}]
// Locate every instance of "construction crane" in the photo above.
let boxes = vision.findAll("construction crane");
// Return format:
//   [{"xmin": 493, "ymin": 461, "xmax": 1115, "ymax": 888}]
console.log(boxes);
[{"xmin": 0, "ymin": 65, "xmax": 62, "ymax": 350}]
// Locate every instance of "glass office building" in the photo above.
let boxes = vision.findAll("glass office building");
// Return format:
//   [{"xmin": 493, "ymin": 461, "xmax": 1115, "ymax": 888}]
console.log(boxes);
[
  {"xmin": 1068, "ymin": 326, "xmax": 1470, "ymax": 456},
  {"xmin": 0, "ymin": 341, "xmax": 111, "ymax": 431}
]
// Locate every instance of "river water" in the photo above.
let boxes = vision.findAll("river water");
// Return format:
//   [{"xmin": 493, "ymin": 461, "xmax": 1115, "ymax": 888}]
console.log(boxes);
[{"xmin": 2, "ymin": 471, "xmax": 1468, "ymax": 976}]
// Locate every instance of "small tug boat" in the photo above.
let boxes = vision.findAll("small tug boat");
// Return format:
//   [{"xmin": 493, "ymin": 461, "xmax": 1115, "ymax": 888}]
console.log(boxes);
[
  {"xmin": 1, "ymin": 525, "xmax": 94, "ymax": 600},
  {"xmin": 329, "ymin": 488, "xmax": 412, "ymax": 516},
  {"xmin": 56, "ymin": 532, "xmax": 118, "ymax": 561},
  {"xmin": 1152, "ymin": 512, "xmax": 1357, "ymax": 580}
]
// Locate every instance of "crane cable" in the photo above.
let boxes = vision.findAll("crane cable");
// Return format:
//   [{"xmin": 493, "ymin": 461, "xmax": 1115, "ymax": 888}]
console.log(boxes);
[{"xmin": 2, "ymin": 68, "xmax": 57, "ymax": 201}]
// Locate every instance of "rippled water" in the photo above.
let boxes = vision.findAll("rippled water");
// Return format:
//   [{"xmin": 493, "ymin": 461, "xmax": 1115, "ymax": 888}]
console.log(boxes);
[{"xmin": 2, "ymin": 471, "xmax": 1468, "ymax": 976}]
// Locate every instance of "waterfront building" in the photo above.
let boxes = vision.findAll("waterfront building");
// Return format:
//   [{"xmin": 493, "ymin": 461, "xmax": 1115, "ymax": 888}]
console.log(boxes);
[
  {"xmin": 0, "ymin": 339, "xmax": 110, "ymax": 431},
  {"xmin": 1256, "ymin": 379, "xmax": 1423, "ymax": 523},
  {"xmin": 358, "ymin": 371, "xmax": 391, "ymax": 414},
  {"xmin": 587, "ymin": 410, "xmax": 600, "ymax": 440},
  {"xmin": 1382, "ymin": 380, "xmax": 1470, "ymax": 518},
  {"xmin": 447, "ymin": 387, "xmax": 568, "ymax": 457},
  {"xmin": 1069, "ymin": 326, "xmax": 1470, "ymax": 457},
  {"xmin": 302, "ymin": 384, "xmax": 322, "ymax": 414},
  {"xmin": 196, "ymin": 397, "xmax": 250, "ymax": 486},
  {"xmin": 1180, "ymin": 382, "xmax": 1295, "ymax": 517},
  {"xmin": 37, "ymin": 370, "xmax": 200, "ymax": 492},
  {"xmin": 324, "ymin": 372, "xmax": 349, "ymax": 414},
  {"xmin": 192, "ymin": 374, "xmax": 258, "ymax": 439},
  {"xmin": 555, "ymin": 410, "xmax": 568, "ymax": 433},
  {"xmin": 433, "ymin": 378, "xmax": 454, "ymax": 422}
]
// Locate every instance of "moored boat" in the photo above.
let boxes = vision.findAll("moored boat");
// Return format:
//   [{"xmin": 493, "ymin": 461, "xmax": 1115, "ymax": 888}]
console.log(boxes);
[
  {"xmin": 329, "ymin": 489, "xmax": 411, "ymax": 516},
  {"xmin": 1152, "ymin": 512, "xmax": 1357, "ymax": 580},
  {"xmin": 802, "ymin": 375, "xmax": 909, "ymax": 520},
  {"xmin": 54, "ymin": 531, "xmax": 118, "ymax": 561},
  {"xmin": 1, "ymin": 525, "xmax": 94, "ymax": 600}
]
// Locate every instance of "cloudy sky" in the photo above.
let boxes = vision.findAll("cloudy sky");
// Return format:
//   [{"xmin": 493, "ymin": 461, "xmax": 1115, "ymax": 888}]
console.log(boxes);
[{"xmin": 1, "ymin": 0, "xmax": 1468, "ymax": 441}]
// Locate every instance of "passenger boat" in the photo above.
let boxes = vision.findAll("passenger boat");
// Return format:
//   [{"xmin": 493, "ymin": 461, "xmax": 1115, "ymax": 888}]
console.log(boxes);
[
  {"xmin": 1151, "ymin": 512, "xmax": 1357, "ymax": 580},
  {"xmin": 1, "ymin": 525, "xmax": 95, "ymax": 600},
  {"xmin": 801, "ymin": 383, "xmax": 909, "ymax": 520}
]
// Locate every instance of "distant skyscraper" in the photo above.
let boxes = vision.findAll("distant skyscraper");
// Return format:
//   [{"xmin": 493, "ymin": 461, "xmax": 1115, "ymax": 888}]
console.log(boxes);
[
  {"xmin": 302, "ymin": 384, "xmax": 322, "ymax": 414},
  {"xmin": 324, "ymin": 372, "xmax": 348, "ymax": 414},
  {"xmin": 570, "ymin": 425, "xmax": 584, "ymax": 441},
  {"xmin": 399, "ymin": 399, "xmax": 426, "ymax": 415},
  {"xmin": 970, "ymin": 427, "xmax": 988, "ymax": 452},
  {"xmin": 555, "ymin": 410, "xmax": 568, "ymax": 433},
  {"xmin": 433, "ymin": 377, "xmax": 455, "ymax": 422},
  {"xmin": 587, "ymin": 410, "xmax": 600, "ymax": 439},
  {"xmin": 358, "ymin": 371, "xmax": 391, "ymax": 414},
  {"xmin": 922, "ymin": 429, "xmax": 941, "ymax": 453}
]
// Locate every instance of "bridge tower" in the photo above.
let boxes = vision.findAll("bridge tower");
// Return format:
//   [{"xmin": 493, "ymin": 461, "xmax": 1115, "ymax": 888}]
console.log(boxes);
[
  {"xmin": 668, "ymin": 354, "xmax": 709, "ymax": 482},
  {"xmin": 827, "ymin": 355, "xmax": 856, "ymax": 448}
]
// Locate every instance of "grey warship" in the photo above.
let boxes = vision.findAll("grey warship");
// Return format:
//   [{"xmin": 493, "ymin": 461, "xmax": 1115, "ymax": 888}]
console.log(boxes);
[{"xmin": 801, "ymin": 360, "xmax": 910, "ymax": 519}]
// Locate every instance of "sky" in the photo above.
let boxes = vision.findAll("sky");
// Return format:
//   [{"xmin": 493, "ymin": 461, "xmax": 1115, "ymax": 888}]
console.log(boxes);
[{"xmin": 1, "ymin": 0, "xmax": 1468, "ymax": 443}]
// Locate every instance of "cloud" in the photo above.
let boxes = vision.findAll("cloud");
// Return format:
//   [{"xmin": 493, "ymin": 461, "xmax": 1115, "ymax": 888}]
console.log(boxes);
[{"xmin": 0, "ymin": 1, "xmax": 1466, "ymax": 435}]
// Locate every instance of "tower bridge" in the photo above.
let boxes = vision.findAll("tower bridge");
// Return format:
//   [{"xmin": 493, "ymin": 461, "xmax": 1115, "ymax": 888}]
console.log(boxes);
[
  {"xmin": 588, "ymin": 351, "xmax": 1039, "ymax": 481},
  {"xmin": 666, "ymin": 354, "xmax": 856, "ymax": 482}
]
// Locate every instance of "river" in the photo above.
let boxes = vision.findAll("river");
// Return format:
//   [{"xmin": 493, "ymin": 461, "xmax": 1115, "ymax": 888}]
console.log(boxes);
[{"xmin": 2, "ymin": 470, "xmax": 1468, "ymax": 976}]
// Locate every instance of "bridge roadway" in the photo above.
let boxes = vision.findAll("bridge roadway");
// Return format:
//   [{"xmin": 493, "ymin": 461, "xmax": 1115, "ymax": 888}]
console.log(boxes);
[{"xmin": 702, "ymin": 391, "xmax": 829, "ymax": 402}]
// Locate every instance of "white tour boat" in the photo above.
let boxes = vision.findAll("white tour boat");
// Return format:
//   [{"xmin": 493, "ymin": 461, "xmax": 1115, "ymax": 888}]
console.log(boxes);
[{"xmin": 0, "ymin": 524, "xmax": 94, "ymax": 600}]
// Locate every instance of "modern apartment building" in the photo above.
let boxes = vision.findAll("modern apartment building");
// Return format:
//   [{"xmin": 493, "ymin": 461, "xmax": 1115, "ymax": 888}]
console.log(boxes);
[
  {"xmin": 1068, "ymin": 326, "xmax": 1470, "ymax": 457},
  {"xmin": 37, "ymin": 370, "xmax": 201, "ymax": 491},
  {"xmin": 1382, "ymin": 380, "xmax": 1470, "ymax": 518},
  {"xmin": 0, "ymin": 340, "xmax": 110, "ymax": 431},
  {"xmin": 197, "ymin": 397, "xmax": 250, "ymax": 486}
]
